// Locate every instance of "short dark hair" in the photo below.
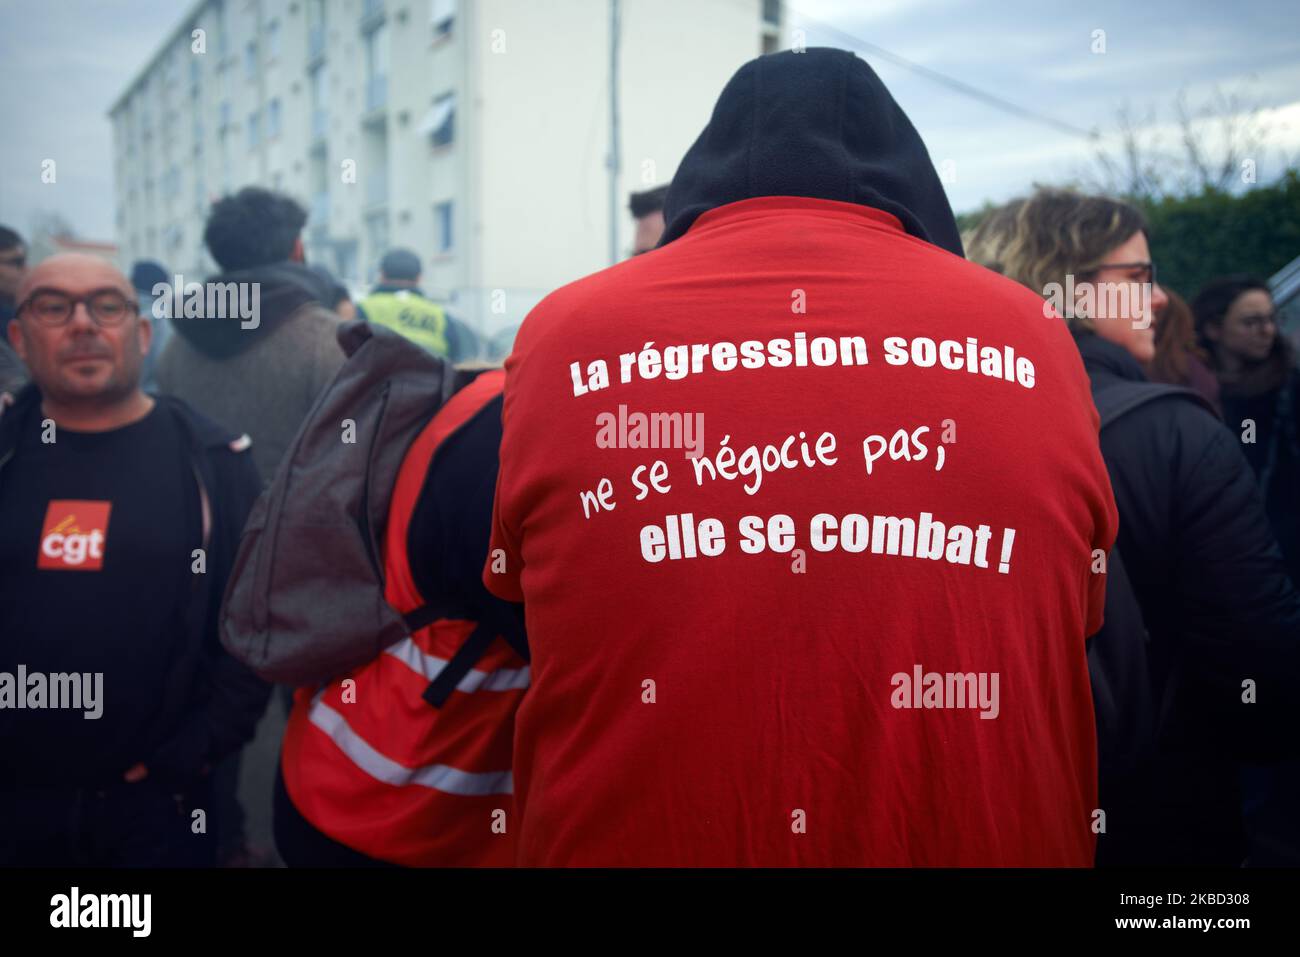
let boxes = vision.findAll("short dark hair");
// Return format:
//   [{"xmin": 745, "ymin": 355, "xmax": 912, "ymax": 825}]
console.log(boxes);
[
  {"xmin": 629, "ymin": 184, "xmax": 670, "ymax": 220},
  {"xmin": 0, "ymin": 225, "xmax": 24, "ymax": 252},
  {"xmin": 1192, "ymin": 274, "xmax": 1272, "ymax": 332},
  {"xmin": 203, "ymin": 187, "xmax": 307, "ymax": 272},
  {"xmin": 379, "ymin": 248, "xmax": 422, "ymax": 281}
]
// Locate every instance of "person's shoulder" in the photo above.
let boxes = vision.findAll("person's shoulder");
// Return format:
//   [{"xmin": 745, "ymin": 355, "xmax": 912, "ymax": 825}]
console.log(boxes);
[
  {"xmin": 510, "ymin": 256, "xmax": 663, "ymax": 358},
  {"xmin": 526, "ymin": 268, "xmax": 621, "ymax": 322},
  {"xmin": 282, "ymin": 303, "xmax": 343, "ymax": 350},
  {"xmin": 1105, "ymin": 384, "xmax": 1231, "ymax": 470},
  {"xmin": 931, "ymin": 247, "xmax": 1060, "ymax": 319},
  {"xmin": 288, "ymin": 301, "xmax": 342, "ymax": 328},
  {"xmin": 0, "ymin": 382, "xmax": 39, "ymax": 440},
  {"xmin": 153, "ymin": 393, "xmax": 254, "ymax": 456}
]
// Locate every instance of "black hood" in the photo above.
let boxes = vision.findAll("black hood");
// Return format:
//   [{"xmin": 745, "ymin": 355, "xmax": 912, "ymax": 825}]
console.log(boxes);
[
  {"xmin": 170, "ymin": 260, "xmax": 333, "ymax": 359},
  {"xmin": 661, "ymin": 48, "xmax": 962, "ymax": 256}
]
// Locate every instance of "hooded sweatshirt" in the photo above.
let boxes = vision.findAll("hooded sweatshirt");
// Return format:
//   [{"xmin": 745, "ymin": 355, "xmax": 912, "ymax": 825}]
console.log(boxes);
[
  {"xmin": 659, "ymin": 48, "xmax": 964, "ymax": 256},
  {"xmin": 485, "ymin": 49, "xmax": 1116, "ymax": 866},
  {"xmin": 156, "ymin": 260, "xmax": 343, "ymax": 483}
]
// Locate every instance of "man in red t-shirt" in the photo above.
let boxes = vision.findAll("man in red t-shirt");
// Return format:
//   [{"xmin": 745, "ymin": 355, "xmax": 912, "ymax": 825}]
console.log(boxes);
[{"xmin": 485, "ymin": 49, "xmax": 1116, "ymax": 866}]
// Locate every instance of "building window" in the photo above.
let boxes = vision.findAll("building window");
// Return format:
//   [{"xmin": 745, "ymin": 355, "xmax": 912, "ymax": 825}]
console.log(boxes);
[
  {"xmin": 248, "ymin": 111, "xmax": 261, "ymax": 145},
  {"xmin": 245, "ymin": 40, "xmax": 258, "ymax": 77},
  {"xmin": 268, "ymin": 98, "xmax": 282, "ymax": 137},
  {"xmin": 217, "ymin": 0, "xmax": 229, "ymax": 56},
  {"xmin": 366, "ymin": 20, "xmax": 390, "ymax": 78},
  {"xmin": 419, "ymin": 92, "xmax": 455, "ymax": 148},
  {"xmin": 762, "ymin": 0, "xmax": 781, "ymax": 26},
  {"xmin": 219, "ymin": 99, "xmax": 232, "ymax": 128},
  {"xmin": 267, "ymin": 19, "xmax": 281, "ymax": 59},
  {"xmin": 364, "ymin": 23, "xmax": 389, "ymax": 110},
  {"xmin": 430, "ymin": 0, "xmax": 456, "ymax": 38},
  {"xmin": 434, "ymin": 201, "xmax": 453, "ymax": 253},
  {"xmin": 307, "ymin": 0, "xmax": 326, "ymax": 59},
  {"xmin": 310, "ymin": 67, "xmax": 328, "ymax": 138}
]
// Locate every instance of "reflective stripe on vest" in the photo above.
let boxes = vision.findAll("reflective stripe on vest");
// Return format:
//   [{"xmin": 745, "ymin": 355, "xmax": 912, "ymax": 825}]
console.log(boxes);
[
  {"xmin": 281, "ymin": 369, "xmax": 522, "ymax": 866},
  {"xmin": 361, "ymin": 290, "xmax": 451, "ymax": 357},
  {"xmin": 306, "ymin": 689, "xmax": 513, "ymax": 795}
]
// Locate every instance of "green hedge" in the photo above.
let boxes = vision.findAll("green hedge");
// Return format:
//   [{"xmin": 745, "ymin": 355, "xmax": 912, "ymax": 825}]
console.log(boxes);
[
  {"xmin": 955, "ymin": 170, "xmax": 1300, "ymax": 300},
  {"xmin": 1138, "ymin": 170, "xmax": 1300, "ymax": 298}
]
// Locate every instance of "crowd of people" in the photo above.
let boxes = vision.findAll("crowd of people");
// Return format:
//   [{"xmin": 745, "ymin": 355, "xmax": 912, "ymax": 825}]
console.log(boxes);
[{"xmin": 0, "ymin": 48, "xmax": 1297, "ymax": 868}]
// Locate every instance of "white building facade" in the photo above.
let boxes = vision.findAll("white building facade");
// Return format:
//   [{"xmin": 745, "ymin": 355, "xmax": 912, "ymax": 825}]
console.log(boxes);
[{"xmin": 110, "ymin": 0, "xmax": 785, "ymax": 338}]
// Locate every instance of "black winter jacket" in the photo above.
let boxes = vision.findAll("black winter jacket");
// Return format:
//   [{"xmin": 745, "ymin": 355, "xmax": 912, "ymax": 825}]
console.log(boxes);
[
  {"xmin": 1079, "ymin": 333, "xmax": 1300, "ymax": 863},
  {"xmin": 0, "ymin": 385, "xmax": 272, "ymax": 789}
]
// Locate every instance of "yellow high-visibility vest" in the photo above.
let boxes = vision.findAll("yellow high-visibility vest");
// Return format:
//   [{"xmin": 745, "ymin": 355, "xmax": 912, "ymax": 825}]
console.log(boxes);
[{"xmin": 360, "ymin": 290, "xmax": 451, "ymax": 357}]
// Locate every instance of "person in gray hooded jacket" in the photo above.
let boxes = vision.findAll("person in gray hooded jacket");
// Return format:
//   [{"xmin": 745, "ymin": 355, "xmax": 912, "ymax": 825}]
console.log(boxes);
[{"xmin": 157, "ymin": 187, "xmax": 343, "ymax": 486}]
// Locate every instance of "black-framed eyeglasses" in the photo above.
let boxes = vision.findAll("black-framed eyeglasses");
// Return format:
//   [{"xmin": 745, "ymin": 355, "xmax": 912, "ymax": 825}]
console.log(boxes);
[
  {"xmin": 16, "ymin": 289, "xmax": 140, "ymax": 327},
  {"xmin": 1081, "ymin": 260, "xmax": 1157, "ymax": 285},
  {"xmin": 0, "ymin": 253, "xmax": 25, "ymax": 269}
]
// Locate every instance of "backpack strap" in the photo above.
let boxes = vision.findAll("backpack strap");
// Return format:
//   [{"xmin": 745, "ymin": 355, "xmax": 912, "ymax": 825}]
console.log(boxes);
[
  {"xmin": 1094, "ymin": 380, "xmax": 1214, "ymax": 431},
  {"xmin": 1092, "ymin": 379, "xmax": 1216, "ymax": 743},
  {"xmin": 419, "ymin": 601, "xmax": 527, "ymax": 707},
  {"xmin": 385, "ymin": 369, "xmax": 522, "ymax": 708}
]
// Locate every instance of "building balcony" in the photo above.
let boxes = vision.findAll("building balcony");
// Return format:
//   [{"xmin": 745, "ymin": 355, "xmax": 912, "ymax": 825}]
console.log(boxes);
[
  {"xmin": 308, "ymin": 24, "xmax": 326, "ymax": 63},
  {"xmin": 365, "ymin": 75, "xmax": 387, "ymax": 113}
]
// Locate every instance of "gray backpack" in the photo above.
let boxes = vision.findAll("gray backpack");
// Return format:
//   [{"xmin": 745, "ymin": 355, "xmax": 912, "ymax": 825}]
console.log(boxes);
[{"xmin": 220, "ymin": 319, "xmax": 460, "ymax": 685}]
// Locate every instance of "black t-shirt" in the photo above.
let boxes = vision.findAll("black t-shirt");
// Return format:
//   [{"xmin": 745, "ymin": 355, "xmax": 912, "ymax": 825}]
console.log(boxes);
[{"xmin": 0, "ymin": 402, "xmax": 201, "ymax": 787}]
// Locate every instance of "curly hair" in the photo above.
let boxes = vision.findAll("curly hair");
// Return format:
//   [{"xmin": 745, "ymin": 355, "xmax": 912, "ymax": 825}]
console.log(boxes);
[
  {"xmin": 203, "ymin": 186, "xmax": 307, "ymax": 273},
  {"xmin": 964, "ymin": 187, "xmax": 1148, "ymax": 333}
]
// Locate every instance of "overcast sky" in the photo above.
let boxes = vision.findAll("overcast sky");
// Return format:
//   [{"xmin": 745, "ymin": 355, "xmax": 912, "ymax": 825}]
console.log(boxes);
[{"xmin": 0, "ymin": 0, "xmax": 1297, "ymax": 243}]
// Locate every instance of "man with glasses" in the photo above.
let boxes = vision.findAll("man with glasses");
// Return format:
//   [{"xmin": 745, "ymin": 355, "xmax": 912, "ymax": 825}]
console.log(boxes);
[
  {"xmin": 0, "ymin": 253, "xmax": 270, "ymax": 866},
  {"xmin": 0, "ymin": 225, "xmax": 28, "ymax": 396}
]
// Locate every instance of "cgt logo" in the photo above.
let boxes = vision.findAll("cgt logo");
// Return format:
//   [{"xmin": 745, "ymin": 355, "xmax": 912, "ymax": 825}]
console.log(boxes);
[{"xmin": 38, "ymin": 501, "xmax": 111, "ymax": 571}]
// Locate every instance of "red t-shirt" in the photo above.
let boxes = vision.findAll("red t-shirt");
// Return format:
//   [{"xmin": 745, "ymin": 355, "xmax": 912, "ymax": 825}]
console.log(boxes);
[{"xmin": 486, "ymin": 196, "xmax": 1117, "ymax": 866}]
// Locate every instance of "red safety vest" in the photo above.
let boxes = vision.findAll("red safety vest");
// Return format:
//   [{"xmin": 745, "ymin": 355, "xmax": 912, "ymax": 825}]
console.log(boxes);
[{"xmin": 281, "ymin": 370, "xmax": 525, "ymax": 866}]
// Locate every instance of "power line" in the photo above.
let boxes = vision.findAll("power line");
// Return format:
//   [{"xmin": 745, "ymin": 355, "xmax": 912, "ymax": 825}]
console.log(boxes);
[
  {"xmin": 724, "ymin": 0, "xmax": 1101, "ymax": 141},
  {"xmin": 823, "ymin": 32, "xmax": 1101, "ymax": 142}
]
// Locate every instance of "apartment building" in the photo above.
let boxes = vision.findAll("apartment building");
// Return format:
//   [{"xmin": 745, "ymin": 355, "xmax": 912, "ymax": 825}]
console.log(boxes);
[{"xmin": 110, "ymin": 0, "xmax": 785, "ymax": 337}]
